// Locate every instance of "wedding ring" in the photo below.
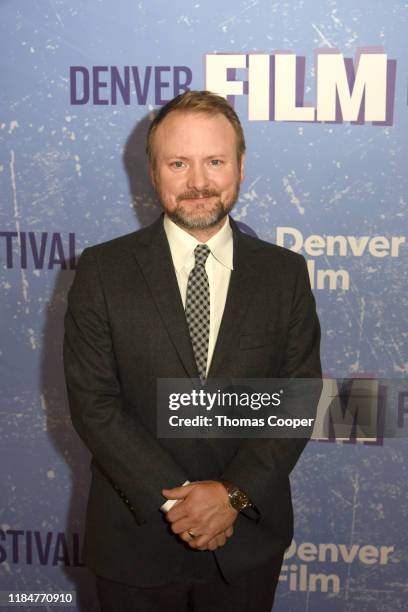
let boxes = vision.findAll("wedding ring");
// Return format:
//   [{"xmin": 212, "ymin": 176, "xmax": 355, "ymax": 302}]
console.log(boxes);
[{"xmin": 187, "ymin": 529, "xmax": 195, "ymax": 538}]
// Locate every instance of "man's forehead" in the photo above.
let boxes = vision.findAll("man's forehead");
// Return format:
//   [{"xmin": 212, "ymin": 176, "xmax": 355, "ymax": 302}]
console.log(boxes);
[
  {"xmin": 148, "ymin": 109, "xmax": 243, "ymax": 166},
  {"xmin": 156, "ymin": 110, "xmax": 233, "ymax": 133}
]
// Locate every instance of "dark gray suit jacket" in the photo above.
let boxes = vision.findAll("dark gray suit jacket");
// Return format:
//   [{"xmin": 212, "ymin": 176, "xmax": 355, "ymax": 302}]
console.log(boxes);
[{"xmin": 63, "ymin": 214, "xmax": 321, "ymax": 586}]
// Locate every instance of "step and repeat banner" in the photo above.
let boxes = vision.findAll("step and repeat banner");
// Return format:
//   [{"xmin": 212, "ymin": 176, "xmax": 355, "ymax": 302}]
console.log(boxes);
[{"xmin": 1, "ymin": 1, "xmax": 407, "ymax": 610}]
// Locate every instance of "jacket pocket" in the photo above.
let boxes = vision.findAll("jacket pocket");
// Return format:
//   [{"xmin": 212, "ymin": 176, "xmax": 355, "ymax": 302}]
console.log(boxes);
[{"xmin": 239, "ymin": 330, "xmax": 277, "ymax": 350}]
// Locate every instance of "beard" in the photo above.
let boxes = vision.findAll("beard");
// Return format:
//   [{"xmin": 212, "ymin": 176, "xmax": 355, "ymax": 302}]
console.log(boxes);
[{"xmin": 161, "ymin": 183, "xmax": 241, "ymax": 230}]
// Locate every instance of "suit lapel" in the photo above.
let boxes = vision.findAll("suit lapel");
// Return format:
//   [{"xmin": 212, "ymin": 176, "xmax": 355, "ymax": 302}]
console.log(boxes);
[
  {"xmin": 207, "ymin": 218, "xmax": 262, "ymax": 378},
  {"xmin": 131, "ymin": 215, "xmax": 262, "ymax": 381},
  {"xmin": 131, "ymin": 215, "xmax": 200, "ymax": 379}
]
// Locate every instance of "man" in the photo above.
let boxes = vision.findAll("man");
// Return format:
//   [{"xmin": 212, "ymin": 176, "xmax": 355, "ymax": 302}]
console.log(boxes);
[{"xmin": 63, "ymin": 90, "xmax": 321, "ymax": 611}]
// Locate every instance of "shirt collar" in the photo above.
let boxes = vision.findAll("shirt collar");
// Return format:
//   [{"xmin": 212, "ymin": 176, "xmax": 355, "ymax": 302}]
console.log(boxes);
[{"xmin": 163, "ymin": 214, "xmax": 234, "ymax": 272}]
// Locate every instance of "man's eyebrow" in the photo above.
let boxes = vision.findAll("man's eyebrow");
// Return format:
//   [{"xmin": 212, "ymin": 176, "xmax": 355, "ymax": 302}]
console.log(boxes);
[
  {"xmin": 205, "ymin": 154, "xmax": 228, "ymax": 159},
  {"xmin": 164, "ymin": 154, "xmax": 229, "ymax": 160},
  {"xmin": 163, "ymin": 153, "xmax": 231, "ymax": 161},
  {"xmin": 163, "ymin": 155, "xmax": 189, "ymax": 160}
]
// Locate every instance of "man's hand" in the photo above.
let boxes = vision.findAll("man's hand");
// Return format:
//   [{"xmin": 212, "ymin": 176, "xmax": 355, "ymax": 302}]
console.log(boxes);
[
  {"xmin": 204, "ymin": 525, "xmax": 234, "ymax": 551},
  {"xmin": 162, "ymin": 480, "xmax": 238, "ymax": 550}
]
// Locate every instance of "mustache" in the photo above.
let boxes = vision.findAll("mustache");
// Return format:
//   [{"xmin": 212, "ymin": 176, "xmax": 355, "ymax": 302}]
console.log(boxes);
[{"xmin": 177, "ymin": 189, "xmax": 220, "ymax": 202}]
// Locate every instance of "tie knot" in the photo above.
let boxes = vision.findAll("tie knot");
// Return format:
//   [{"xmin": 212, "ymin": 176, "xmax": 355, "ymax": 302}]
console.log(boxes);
[{"xmin": 194, "ymin": 244, "xmax": 210, "ymax": 267}]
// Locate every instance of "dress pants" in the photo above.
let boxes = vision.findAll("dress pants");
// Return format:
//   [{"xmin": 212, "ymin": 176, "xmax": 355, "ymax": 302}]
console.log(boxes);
[{"xmin": 96, "ymin": 551, "xmax": 284, "ymax": 612}]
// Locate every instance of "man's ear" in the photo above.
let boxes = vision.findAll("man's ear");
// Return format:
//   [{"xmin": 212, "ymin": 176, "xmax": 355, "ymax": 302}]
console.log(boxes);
[
  {"xmin": 239, "ymin": 154, "xmax": 245, "ymax": 183},
  {"xmin": 148, "ymin": 162, "xmax": 156, "ymax": 189}
]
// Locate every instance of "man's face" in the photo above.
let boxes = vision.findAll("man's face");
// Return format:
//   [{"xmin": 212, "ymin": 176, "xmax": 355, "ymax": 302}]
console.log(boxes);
[{"xmin": 149, "ymin": 111, "xmax": 244, "ymax": 231}]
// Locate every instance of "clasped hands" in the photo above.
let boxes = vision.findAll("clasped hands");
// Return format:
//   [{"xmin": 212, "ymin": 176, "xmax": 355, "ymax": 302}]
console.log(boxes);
[{"xmin": 162, "ymin": 480, "xmax": 238, "ymax": 552}]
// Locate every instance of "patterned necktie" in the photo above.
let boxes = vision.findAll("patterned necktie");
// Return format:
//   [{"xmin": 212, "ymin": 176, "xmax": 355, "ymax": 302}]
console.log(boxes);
[{"xmin": 185, "ymin": 244, "xmax": 210, "ymax": 382}]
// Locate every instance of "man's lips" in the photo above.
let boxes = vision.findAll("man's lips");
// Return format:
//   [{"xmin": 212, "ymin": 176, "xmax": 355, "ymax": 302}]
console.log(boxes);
[{"xmin": 179, "ymin": 194, "xmax": 218, "ymax": 202}]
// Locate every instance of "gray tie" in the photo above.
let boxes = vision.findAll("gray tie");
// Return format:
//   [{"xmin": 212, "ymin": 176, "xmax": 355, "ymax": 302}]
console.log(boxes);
[{"xmin": 185, "ymin": 244, "xmax": 210, "ymax": 382}]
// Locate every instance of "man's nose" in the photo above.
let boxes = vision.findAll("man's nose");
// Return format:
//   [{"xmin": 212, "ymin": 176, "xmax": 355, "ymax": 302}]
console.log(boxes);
[{"xmin": 186, "ymin": 162, "xmax": 209, "ymax": 191}]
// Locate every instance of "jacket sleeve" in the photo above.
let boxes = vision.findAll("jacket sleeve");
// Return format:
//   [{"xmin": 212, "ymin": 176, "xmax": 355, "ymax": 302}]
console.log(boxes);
[
  {"xmin": 220, "ymin": 254, "xmax": 322, "ymax": 514},
  {"xmin": 63, "ymin": 247, "xmax": 189, "ymax": 524}
]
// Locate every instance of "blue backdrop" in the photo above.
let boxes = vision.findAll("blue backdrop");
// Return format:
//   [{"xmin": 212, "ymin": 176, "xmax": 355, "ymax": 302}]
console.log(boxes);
[{"xmin": 1, "ymin": 1, "xmax": 407, "ymax": 610}]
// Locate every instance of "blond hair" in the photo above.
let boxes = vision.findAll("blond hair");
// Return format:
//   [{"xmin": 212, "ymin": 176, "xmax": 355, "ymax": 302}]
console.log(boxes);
[{"xmin": 146, "ymin": 90, "xmax": 246, "ymax": 165}]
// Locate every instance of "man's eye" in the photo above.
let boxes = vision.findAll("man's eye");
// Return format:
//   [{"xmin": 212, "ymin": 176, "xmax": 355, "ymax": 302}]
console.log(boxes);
[
  {"xmin": 171, "ymin": 161, "xmax": 185, "ymax": 169},
  {"xmin": 210, "ymin": 159, "xmax": 223, "ymax": 167}
]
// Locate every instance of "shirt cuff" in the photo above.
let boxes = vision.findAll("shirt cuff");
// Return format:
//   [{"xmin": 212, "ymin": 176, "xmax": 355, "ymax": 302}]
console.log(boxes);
[{"xmin": 160, "ymin": 480, "xmax": 190, "ymax": 513}]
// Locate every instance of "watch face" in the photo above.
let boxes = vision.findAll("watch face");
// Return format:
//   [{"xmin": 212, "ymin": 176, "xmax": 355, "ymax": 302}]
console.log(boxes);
[{"xmin": 230, "ymin": 488, "xmax": 250, "ymax": 511}]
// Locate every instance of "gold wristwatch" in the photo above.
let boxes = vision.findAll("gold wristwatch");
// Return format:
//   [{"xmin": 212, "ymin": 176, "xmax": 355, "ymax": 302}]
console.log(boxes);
[
  {"xmin": 221, "ymin": 481, "xmax": 261, "ymax": 522},
  {"xmin": 221, "ymin": 482, "xmax": 253, "ymax": 512}
]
